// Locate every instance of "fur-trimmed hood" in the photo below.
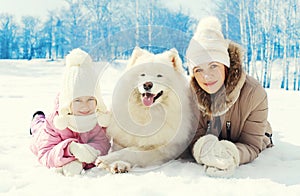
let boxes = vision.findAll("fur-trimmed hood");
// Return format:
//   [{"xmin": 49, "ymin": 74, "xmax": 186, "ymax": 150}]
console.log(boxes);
[{"xmin": 190, "ymin": 42, "xmax": 247, "ymax": 116}]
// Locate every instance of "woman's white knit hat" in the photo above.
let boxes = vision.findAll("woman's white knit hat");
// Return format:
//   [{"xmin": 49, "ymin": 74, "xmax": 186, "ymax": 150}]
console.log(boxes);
[
  {"xmin": 186, "ymin": 16, "xmax": 230, "ymax": 73},
  {"xmin": 53, "ymin": 48, "xmax": 110, "ymax": 130}
]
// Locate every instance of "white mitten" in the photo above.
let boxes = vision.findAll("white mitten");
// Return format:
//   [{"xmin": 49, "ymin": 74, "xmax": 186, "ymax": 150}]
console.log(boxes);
[
  {"xmin": 193, "ymin": 135, "xmax": 240, "ymax": 177},
  {"xmin": 201, "ymin": 140, "xmax": 240, "ymax": 170},
  {"xmin": 192, "ymin": 134, "xmax": 219, "ymax": 164},
  {"xmin": 204, "ymin": 164, "xmax": 236, "ymax": 178},
  {"xmin": 62, "ymin": 160, "xmax": 83, "ymax": 176},
  {"xmin": 69, "ymin": 142, "xmax": 100, "ymax": 163}
]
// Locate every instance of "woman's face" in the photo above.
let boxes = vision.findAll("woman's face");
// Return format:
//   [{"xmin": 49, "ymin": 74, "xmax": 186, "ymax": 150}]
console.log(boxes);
[
  {"xmin": 70, "ymin": 96, "xmax": 97, "ymax": 116},
  {"xmin": 193, "ymin": 62, "xmax": 226, "ymax": 94}
]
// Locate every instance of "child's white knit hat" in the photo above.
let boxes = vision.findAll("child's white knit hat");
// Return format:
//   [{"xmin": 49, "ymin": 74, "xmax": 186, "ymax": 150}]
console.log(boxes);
[
  {"xmin": 53, "ymin": 48, "xmax": 110, "ymax": 130},
  {"xmin": 186, "ymin": 16, "xmax": 230, "ymax": 73}
]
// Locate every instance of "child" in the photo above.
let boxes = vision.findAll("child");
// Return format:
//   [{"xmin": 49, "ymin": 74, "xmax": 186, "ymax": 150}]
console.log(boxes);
[{"xmin": 30, "ymin": 48, "xmax": 111, "ymax": 176}]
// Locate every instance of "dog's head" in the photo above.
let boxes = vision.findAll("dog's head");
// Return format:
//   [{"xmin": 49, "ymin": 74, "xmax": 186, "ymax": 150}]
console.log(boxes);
[
  {"xmin": 126, "ymin": 47, "xmax": 184, "ymax": 107},
  {"xmin": 110, "ymin": 47, "xmax": 197, "ymax": 141}
]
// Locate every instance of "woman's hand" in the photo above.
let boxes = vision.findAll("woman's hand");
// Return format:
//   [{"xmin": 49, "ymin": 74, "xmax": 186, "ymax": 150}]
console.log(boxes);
[{"xmin": 193, "ymin": 134, "xmax": 240, "ymax": 177}]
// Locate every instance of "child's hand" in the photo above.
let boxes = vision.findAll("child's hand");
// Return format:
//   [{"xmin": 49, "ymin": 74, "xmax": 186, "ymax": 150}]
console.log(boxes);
[
  {"xmin": 69, "ymin": 142, "xmax": 100, "ymax": 163},
  {"xmin": 62, "ymin": 160, "xmax": 83, "ymax": 176}
]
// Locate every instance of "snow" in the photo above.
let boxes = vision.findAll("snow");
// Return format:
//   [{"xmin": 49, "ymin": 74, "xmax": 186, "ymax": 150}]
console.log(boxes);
[{"xmin": 0, "ymin": 59, "xmax": 300, "ymax": 196}]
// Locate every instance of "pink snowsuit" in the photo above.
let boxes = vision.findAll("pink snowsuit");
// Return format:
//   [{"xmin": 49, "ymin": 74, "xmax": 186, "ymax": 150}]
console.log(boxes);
[{"xmin": 30, "ymin": 96, "xmax": 111, "ymax": 169}]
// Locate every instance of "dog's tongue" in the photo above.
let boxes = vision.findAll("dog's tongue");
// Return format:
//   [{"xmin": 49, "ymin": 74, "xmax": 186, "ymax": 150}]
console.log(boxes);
[{"xmin": 142, "ymin": 94, "xmax": 155, "ymax": 106}]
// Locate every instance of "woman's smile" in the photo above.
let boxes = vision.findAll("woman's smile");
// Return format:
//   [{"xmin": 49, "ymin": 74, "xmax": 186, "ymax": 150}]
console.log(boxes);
[{"xmin": 204, "ymin": 81, "xmax": 217, "ymax": 86}]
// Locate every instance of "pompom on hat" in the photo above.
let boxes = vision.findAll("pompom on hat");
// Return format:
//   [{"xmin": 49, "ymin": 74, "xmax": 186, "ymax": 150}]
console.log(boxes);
[
  {"xmin": 53, "ymin": 48, "xmax": 111, "ymax": 131},
  {"xmin": 186, "ymin": 16, "xmax": 230, "ymax": 74}
]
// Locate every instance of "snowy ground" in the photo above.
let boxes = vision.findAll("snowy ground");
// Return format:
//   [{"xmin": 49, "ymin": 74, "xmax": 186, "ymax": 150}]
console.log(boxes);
[{"xmin": 0, "ymin": 59, "xmax": 300, "ymax": 196}]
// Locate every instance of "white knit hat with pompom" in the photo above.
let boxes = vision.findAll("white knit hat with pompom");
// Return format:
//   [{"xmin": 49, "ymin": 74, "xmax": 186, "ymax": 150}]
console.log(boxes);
[
  {"xmin": 53, "ymin": 48, "xmax": 110, "ymax": 130},
  {"xmin": 186, "ymin": 16, "xmax": 230, "ymax": 73}
]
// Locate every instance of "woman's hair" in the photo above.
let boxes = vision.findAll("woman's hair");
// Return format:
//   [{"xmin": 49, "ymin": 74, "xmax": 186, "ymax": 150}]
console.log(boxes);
[{"xmin": 224, "ymin": 66, "xmax": 229, "ymax": 86}]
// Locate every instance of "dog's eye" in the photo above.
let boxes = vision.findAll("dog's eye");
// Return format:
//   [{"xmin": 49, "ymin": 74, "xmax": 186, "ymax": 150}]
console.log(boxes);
[
  {"xmin": 157, "ymin": 74, "xmax": 163, "ymax": 78},
  {"xmin": 140, "ymin": 73, "xmax": 145, "ymax": 76}
]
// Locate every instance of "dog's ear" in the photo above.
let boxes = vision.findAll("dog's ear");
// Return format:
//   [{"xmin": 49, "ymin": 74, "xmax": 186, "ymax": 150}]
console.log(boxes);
[
  {"xmin": 164, "ymin": 48, "xmax": 184, "ymax": 73},
  {"xmin": 127, "ymin": 47, "xmax": 146, "ymax": 68}
]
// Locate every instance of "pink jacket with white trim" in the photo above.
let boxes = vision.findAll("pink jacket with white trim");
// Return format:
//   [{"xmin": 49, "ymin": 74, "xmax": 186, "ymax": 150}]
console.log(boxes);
[{"xmin": 30, "ymin": 97, "xmax": 111, "ymax": 169}]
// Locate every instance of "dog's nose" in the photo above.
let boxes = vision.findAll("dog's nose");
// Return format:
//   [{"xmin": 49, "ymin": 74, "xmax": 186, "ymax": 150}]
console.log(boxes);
[{"xmin": 143, "ymin": 81, "xmax": 153, "ymax": 91}]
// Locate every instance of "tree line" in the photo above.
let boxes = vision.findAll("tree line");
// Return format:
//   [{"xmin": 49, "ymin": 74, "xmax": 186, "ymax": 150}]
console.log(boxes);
[
  {"xmin": 217, "ymin": 0, "xmax": 300, "ymax": 90},
  {"xmin": 0, "ymin": 0, "xmax": 299, "ymax": 90},
  {"xmin": 0, "ymin": 0, "xmax": 195, "ymax": 61}
]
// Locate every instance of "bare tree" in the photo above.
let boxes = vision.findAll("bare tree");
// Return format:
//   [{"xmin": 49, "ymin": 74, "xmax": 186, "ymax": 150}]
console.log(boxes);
[
  {"xmin": 21, "ymin": 16, "xmax": 41, "ymax": 59},
  {"xmin": 0, "ymin": 14, "xmax": 18, "ymax": 59}
]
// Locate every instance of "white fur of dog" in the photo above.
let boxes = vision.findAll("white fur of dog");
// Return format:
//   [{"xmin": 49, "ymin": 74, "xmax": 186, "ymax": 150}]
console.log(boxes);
[{"xmin": 95, "ymin": 47, "xmax": 198, "ymax": 173}]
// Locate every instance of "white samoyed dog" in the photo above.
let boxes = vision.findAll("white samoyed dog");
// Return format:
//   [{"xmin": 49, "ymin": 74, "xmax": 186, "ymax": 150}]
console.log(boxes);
[{"xmin": 95, "ymin": 47, "xmax": 198, "ymax": 173}]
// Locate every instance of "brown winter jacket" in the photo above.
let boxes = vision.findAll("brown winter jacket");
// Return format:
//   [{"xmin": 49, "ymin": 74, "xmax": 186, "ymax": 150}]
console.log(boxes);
[{"xmin": 190, "ymin": 42, "xmax": 273, "ymax": 165}]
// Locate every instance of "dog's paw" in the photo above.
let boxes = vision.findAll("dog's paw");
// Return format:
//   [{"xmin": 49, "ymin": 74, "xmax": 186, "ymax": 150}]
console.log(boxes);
[
  {"xmin": 109, "ymin": 161, "xmax": 131, "ymax": 174},
  {"xmin": 95, "ymin": 156, "xmax": 131, "ymax": 174},
  {"xmin": 95, "ymin": 156, "xmax": 104, "ymax": 167}
]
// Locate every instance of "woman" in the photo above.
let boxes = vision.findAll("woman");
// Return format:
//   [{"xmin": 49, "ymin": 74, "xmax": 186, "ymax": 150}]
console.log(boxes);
[{"xmin": 186, "ymin": 16, "xmax": 273, "ymax": 177}]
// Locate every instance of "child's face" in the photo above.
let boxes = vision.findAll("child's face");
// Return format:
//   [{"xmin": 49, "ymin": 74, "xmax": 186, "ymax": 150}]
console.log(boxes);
[{"xmin": 70, "ymin": 96, "xmax": 97, "ymax": 116}]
